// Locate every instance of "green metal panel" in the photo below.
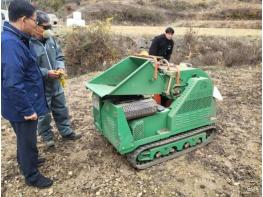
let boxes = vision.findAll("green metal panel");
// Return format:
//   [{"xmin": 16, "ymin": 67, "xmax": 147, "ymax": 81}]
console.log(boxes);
[
  {"xmin": 90, "ymin": 57, "xmax": 147, "ymax": 85},
  {"xmin": 87, "ymin": 84, "xmax": 116, "ymax": 98},
  {"xmin": 109, "ymin": 61, "xmax": 165, "ymax": 95},
  {"xmin": 99, "ymin": 102, "xmax": 180, "ymax": 155},
  {"xmin": 101, "ymin": 102, "xmax": 119, "ymax": 148},
  {"xmin": 100, "ymin": 101, "xmax": 135, "ymax": 152},
  {"xmin": 129, "ymin": 109, "xmax": 169, "ymax": 140},
  {"xmin": 168, "ymin": 77, "xmax": 215, "ymax": 132},
  {"xmin": 129, "ymin": 120, "xmax": 144, "ymax": 141},
  {"xmin": 86, "ymin": 57, "xmax": 147, "ymax": 97},
  {"xmin": 86, "ymin": 56, "xmax": 166, "ymax": 97},
  {"xmin": 92, "ymin": 93, "xmax": 102, "ymax": 132}
]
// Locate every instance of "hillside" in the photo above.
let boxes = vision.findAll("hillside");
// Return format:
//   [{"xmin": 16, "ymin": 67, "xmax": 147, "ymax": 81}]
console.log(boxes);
[{"xmin": 31, "ymin": 0, "xmax": 262, "ymax": 28}]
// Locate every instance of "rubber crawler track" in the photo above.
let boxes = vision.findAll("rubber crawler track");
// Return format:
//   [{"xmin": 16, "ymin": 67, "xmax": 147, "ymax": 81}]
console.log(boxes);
[{"xmin": 127, "ymin": 125, "xmax": 217, "ymax": 169}]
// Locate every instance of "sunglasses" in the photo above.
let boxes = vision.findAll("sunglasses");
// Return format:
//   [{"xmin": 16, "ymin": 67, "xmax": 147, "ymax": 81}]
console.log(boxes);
[{"xmin": 38, "ymin": 24, "xmax": 52, "ymax": 30}]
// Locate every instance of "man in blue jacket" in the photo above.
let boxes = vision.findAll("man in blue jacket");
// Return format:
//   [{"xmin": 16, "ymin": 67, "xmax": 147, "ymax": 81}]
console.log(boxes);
[{"xmin": 1, "ymin": 0, "xmax": 53, "ymax": 188}]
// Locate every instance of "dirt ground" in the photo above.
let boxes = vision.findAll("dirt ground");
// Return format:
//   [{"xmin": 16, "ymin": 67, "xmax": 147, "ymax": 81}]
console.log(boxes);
[{"xmin": 1, "ymin": 62, "xmax": 261, "ymax": 197}]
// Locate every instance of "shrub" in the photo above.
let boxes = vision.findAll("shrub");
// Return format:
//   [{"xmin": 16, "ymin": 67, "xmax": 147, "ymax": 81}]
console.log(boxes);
[
  {"xmin": 32, "ymin": 0, "xmax": 65, "ymax": 12},
  {"xmin": 82, "ymin": 3, "xmax": 165, "ymax": 25},
  {"xmin": 207, "ymin": 8, "xmax": 262, "ymax": 20},
  {"xmin": 63, "ymin": 19, "xmax": 137, "ymax": 76},
  {"xmin": 152, "ymin": 0, "xmax": 194, "ymax": 11},
  {"xmin": 170, "ymin": 28, "xmax": 261, "ymax": 67},
  {"xmin": 221, "ymin": 39, "xmax": 262, "ymax": 67},
  {"xmin": 64, "ymin": 19, "xmax": 115, "ymax": 76}
]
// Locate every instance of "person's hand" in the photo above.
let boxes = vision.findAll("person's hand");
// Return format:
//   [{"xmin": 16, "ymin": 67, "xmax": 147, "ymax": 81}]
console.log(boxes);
[
  {"xmin": 56, "ymin": 68, "xmax": 66, "ymax": 76},
  {"xmin": 48, "ymin": 70, "xmax": 60, "ymax": 79},
  {"xmin": 24, "ymin": 113, "xmax": 38, "ymax": 120}
]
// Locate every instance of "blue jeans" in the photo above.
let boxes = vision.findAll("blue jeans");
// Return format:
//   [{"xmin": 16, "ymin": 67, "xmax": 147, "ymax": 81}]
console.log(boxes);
[
  {"xmin": 10, "ymin": 120, "xmax": 40, "ymax": 183},
  {"xmin": 37, "ymin": 92, "xmax": 73, "ymax": 142}
]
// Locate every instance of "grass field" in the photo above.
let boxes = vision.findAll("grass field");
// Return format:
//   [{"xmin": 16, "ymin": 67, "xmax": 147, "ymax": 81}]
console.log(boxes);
[{"xmin": 111, "ymin": 25, "xmax": 262, "ymax": 38}]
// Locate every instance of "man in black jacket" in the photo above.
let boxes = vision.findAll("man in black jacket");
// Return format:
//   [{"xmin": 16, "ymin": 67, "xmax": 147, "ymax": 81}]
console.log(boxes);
[{"xmin": 149, "ymin": 27, "xmax": 174, "ymax": 61}]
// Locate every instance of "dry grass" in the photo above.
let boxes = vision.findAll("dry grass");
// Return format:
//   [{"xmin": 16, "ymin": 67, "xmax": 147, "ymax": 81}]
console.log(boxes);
[
  {"xmin": 59, "ymin": 21, "xmax": 136, "ymax": 77},
  {"xmin": 38, "ymin": 0, "xmax": 262, "ymax": 24},
  {"xmin": 135, "ymin": 0, "xmax": 262, "ymax": 21},
  {"xmin": 111, "ymin": 26, "xmax": 262, "ymax": 38},
  {"xmin": 173, "ymin": 20, "xmax": 262, "ymax": 29},
  {"xmin": 205, "ymin": 7, "xmax": 262, "ymax": 20},
  {"xmin": 78, "ymin": 2, "xmax": 165, "ymax": 25},
  {"xmin": 169, "ymin": 28, "xmax": 262, "ymax": 67},
  {"xmin": 63, "ymin": 20, "xmax": 115, "ymax": 76},
  {"xmin": 55, "ymin": 24, "xmax": 261, "ymax": 76}
]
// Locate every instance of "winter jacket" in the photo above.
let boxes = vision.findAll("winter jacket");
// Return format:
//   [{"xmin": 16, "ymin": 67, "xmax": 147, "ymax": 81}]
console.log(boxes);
[
  {"xmin": 29, "ymin": 36, "xmax": 65, "ymax": 96},
  {"xmin": 149, "ymin": 34, "xmax": 174, "ymax": 61},
  {"xmin": 1, "ymin": 22, "xmax": 48, "ymax": 121}
]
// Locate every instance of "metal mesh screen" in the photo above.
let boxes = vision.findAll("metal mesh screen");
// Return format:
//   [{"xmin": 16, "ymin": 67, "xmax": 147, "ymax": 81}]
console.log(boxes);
[{"xmin": 118, "ymin": 98, "xmax": 157, "ymax": 120}]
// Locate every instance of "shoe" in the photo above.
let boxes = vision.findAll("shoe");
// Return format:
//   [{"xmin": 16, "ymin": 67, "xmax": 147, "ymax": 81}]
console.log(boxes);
[
  {"xmin": 26, "ymin": 174, "xmax": 53, "ymax": 189},
  {"xmin": 62, "ymin": 132, "xmax": 82, "ymax": 141},
  {"xmin": 45, "ymin": 140, "xmax": 55, "ymax": 148}
]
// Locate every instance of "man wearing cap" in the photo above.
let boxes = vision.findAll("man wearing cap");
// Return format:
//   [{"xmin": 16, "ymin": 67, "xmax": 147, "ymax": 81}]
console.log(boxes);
[
  {"xmin": 149, "ymin": 27, "xmax": 175, "ymax": 61},
  {"xmin": 30, "ymin": 10, "xmax": 81, "ymax": 148}
]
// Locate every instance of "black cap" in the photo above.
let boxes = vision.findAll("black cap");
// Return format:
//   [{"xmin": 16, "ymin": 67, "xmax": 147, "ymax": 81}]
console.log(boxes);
[{"xmin": 36, "ymin": 10, "xmax": 50, "ymax": 25}]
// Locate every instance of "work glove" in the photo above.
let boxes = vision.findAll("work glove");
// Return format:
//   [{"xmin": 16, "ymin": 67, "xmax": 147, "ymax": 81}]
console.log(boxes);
[{"xmin": 54, "ymin": 69, "xmax": 67, "ymax": 88}]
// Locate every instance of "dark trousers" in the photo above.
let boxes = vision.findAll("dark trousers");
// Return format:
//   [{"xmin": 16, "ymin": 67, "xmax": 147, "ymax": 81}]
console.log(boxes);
[
  {"xmin": 10, "ymin": 120, "xmax": 40, "ymax": 183},
  {"xmin": 38, "ymin": 92, "xmax": 72, "ymax": 142}
]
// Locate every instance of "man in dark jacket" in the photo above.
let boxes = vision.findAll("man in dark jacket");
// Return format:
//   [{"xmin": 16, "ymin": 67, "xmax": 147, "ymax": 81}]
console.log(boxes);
[
  {"xmin": 30, "ymin": 10, "xmax": 81, "ymax": 148},
  {"xmin": 149, "ymin": 27, "xmax": 174, "ymax": 61},
  {"xmin": 1, "ymin": 0, "xmax": 52, "ymax": 188}
]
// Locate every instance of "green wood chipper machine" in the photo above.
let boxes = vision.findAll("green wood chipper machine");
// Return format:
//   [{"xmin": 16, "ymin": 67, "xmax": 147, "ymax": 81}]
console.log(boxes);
[{"xmin": 86, "ymin": 55, "xmax": 222, "ymax": 169}]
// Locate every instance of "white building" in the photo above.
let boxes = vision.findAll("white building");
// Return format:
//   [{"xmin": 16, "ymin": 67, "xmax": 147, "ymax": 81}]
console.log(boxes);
[{"xmin": 66, "ymin": 11, "xmax": 85, "ymax": 27}]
